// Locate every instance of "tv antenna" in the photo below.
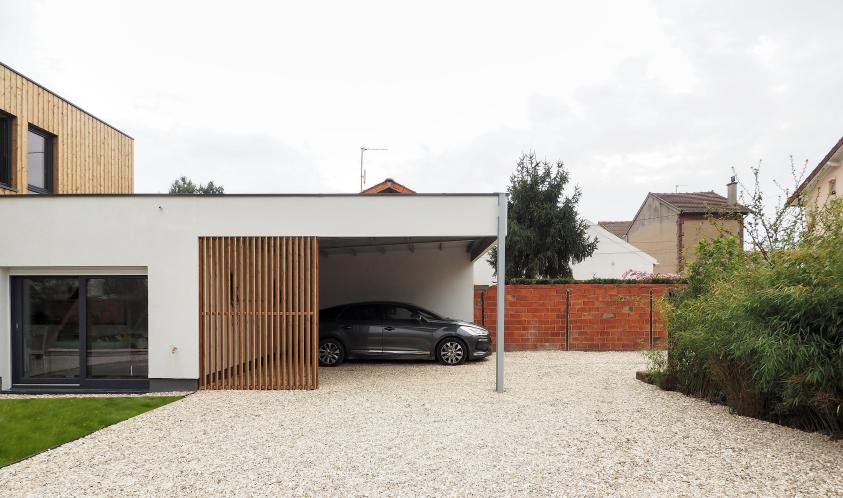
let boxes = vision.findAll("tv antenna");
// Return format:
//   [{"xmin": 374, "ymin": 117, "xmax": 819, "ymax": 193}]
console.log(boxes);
[
  {"xmin": 360, "ymin": 147, "xmax": 388, "ymax": 192},
  {"xmin": 675, "ymin": 184, "xmax": 688, "ymax": 193}
]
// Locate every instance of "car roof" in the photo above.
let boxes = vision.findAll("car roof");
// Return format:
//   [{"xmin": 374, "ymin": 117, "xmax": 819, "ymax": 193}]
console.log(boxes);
[
  {"xmin": 321, "ymin": 301, "xmax": 442, "ymax": 317},
  {"xmin": 326, "ymin": 301, "xmax": 424, "ymax": 309}
]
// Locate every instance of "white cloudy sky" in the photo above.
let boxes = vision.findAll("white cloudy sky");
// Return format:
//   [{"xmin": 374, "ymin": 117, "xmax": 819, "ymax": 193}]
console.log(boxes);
[{"xmin": 1, "ymin": 0, "xmax": 841, "ymax": 221}]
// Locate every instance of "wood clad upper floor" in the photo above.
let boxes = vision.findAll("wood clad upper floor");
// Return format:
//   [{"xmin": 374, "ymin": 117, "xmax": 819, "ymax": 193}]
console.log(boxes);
[{"xmin": 0, "ymin": 62, "xmax": 133, "ymax": 195}]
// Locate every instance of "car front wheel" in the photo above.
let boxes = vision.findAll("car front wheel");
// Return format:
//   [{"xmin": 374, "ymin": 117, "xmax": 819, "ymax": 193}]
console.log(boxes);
[
  {"xmin": 436, "ymin": 338, "xmax": 467, "ymax": 365},
  {"xmin": 319, "ymin": 339, "xmax": 345, "ymax": 367}
]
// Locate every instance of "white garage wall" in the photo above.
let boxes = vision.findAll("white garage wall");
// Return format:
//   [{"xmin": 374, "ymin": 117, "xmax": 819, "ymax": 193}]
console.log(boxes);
[
  {"xmin": 0, "ymin": 194, "xmax": 499, "ymax": 388},
  {"xmin": 320, "ymin": 244, "xmax": 474, "ymax": 321}
]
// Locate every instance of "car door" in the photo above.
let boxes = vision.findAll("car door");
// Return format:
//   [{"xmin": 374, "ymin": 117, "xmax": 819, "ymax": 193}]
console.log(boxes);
[
  {"xmin": 336, "ymin": 304, "xmax": 383, "ymax": 355},
  {"xmin": 380, "ymin": 304, "xmax": 439, "ymax": 356}
]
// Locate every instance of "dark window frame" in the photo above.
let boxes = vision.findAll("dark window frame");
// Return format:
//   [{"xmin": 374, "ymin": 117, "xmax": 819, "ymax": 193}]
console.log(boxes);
[
  {"xmin": 10, "ymin": 275, "xmax": 149, "ymax": 391},
  {"xmin": 26, "ymin": 124, "xmax": 54, "ymax": 194},
  {"xmin": 0, "ymin": 110, "xmax": 13, "ymax": 190}
]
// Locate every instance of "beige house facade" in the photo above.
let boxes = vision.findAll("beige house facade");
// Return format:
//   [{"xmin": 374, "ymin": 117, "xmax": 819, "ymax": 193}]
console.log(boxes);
[
  {"xmin": 788, "ymin": 136, "xmax": 842, "ymax": 214},
  {"xmin": 600, "ymin": 184, "xmax": 748, "ymax": 274}
]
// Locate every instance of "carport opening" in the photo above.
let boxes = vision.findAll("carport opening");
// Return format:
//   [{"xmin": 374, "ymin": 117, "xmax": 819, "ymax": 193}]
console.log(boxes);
[
  {"xmin": 197, "ymin": 235, "xmax": 497, "ymax": 391},
  {"xmin": 317, "ymin": 236, "xmax": 495, "ymax": 371}
]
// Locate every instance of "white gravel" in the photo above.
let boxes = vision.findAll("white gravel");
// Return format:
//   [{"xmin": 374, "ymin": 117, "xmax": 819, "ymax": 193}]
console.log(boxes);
[{"xmin": 1, "ymin": 352, "xmax": 841, "ymax": 497}]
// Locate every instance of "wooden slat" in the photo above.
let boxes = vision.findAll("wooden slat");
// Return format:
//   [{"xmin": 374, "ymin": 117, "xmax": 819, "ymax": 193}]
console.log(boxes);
[
  {"xmin": 261, "ymin": 237, "xmax": 268, "ymax": 389},
  {"xmin": 256, "ymin": 237, "xmax": 262, "ymax": 389},
  {"xmin": 281, "ymin": 238, "xmax": 288, "ymax": 387},
  {"xmin": 312, "ymin": 237, "xmax": 319, "ymax": 389},
  {"xmin": 271, "ymin": 237, "xmax": 277, "ymax": 388},
  {"xmin": 293, "ymin": 237, "xmax": 300, "ymax": 388},
  {"xmin": 209, "ymin": 238, "xmax": 216, "ymax": 389},
  {"xmin": 286, "ymin": 237, "xmax": 293, "ymax": 387},
  {"xmin": 236, "ymin": 237, "xmax": 244, "ymax": 388},
  {"xmin": 224, "ymin": 237, "xmax": 231, "ymax": 389},
  {"xmin": 305, "ymin": 237, "xmax": 312, "ymax": 388},
  {"xmin": 251, "ymin": 236, "xmax": 257, "ymax": 389},
  {"xmin": 198, "ymin": 238, "xmax": 205, "ymax": 389}
]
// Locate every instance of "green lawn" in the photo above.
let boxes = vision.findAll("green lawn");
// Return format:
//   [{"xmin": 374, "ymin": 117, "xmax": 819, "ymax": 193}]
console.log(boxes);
[{"xmin": 0, "ymin": 396, "xmax": 183, "ymax": 467}]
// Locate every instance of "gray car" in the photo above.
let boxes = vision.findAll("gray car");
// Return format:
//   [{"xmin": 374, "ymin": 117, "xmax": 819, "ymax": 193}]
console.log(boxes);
[{"xmin": 318, "ymin": 301, "xmax": 492, "ymax": 366}]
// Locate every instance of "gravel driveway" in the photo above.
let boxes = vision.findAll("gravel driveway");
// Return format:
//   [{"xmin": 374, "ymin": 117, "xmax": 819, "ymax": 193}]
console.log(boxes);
[{"xmin": 2, "ymin": 352, "xmax": 841, "ymax": 497}]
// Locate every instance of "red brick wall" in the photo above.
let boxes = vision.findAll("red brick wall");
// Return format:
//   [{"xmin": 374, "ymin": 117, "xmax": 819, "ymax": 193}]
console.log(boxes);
[{"xmin": 473, "ymin": 284, "xmax": 683, "ymax": 351}]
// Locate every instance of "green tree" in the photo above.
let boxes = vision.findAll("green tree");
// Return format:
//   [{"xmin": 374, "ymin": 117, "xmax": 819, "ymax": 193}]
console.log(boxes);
[
  {"xmin": 489, "ymin": 152, "xmax": 597, "ymax": 279},
  {"xmin": 168, "ymin": 176, "xmax": 225, "ymax": 195}
]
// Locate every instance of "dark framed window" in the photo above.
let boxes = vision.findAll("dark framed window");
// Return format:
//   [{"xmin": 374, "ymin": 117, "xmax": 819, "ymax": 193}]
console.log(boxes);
[
  {"xmin": 11, "ymin": 275, "xmax": 149, "ymax": 390},
  {"xmin": 382, "ymin": 304, "xmax": 441, "ymax": 322},
  {"xmin": 27, "ymin": 125, "xmax": 53, "ymax": 194},
  {"xmin": 340, "ymin": 304, "xmax": 381, "ymax": 321},
  {"xmin": 0, "ymin": 110, "xmax": 12, "ymax": 189},
  {"xmin": 383, "ymin": 304, "xmax": 418, "ymax": 322}
]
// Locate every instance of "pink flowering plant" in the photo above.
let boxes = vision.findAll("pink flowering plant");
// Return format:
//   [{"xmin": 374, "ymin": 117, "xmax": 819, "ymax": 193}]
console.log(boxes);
[{"xmin": 621, "ymin": 269, "xmax": 681, "ymax": 281}]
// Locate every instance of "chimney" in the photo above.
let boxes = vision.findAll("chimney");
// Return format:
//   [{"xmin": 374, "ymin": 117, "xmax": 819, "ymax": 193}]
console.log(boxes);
[{"xmin": 727, "ymin": 175, "xmax": 737, "ymax": 206}]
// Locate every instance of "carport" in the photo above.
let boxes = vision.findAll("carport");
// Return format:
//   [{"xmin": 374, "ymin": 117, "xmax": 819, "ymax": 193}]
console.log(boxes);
[{"xmin": 0, "ymin": 193, "xmax": 507, "ymax": 393}]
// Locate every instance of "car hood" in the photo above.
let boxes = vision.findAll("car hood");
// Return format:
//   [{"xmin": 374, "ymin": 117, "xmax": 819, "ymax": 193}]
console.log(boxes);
[{"xmin": 431, "ymin": 319, "xmax": 487, "ymax": 330}]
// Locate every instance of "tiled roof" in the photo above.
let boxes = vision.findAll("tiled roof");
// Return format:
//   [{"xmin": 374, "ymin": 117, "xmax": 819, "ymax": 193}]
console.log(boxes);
[
  {"xmin": 361, "ymin": 178, "xmax": 416, "ymax": 195},
  {"xmin": 597, "ymin": 221, "xmax": 632, "ymax": 238},
  {"xmin": 650, "ymin": 191, "xmax": 748, "ymax": 213}
]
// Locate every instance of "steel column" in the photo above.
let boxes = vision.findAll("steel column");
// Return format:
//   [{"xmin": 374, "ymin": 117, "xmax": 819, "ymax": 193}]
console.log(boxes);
[{"xmin": 496, "ymin": 192, "xmax": 507, "ymax": 393}]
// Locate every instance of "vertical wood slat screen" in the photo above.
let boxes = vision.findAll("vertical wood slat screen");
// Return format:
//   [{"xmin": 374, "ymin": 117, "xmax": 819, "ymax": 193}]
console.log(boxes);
[{"xmin": 199, "ymin": 237, "xmax": 318, "ymax": 390}]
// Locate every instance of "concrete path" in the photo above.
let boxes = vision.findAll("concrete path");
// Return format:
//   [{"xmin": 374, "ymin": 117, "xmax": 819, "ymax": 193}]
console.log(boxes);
[{"xmin": 1, "ymin": 352, "xmax": 841, "ymax": 497}]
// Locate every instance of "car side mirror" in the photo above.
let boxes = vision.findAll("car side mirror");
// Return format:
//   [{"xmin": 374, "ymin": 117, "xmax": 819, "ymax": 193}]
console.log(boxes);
[{"xmin": 410, "ymin": 313, "xmax": 422, "ymax": 323}]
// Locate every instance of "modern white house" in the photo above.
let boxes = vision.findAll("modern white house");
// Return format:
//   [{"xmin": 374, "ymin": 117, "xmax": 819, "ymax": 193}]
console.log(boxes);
[
  {"xmin": 473, "ymin": 220, "xmax": 656, "ymax": 285},
  {"xmin": 0, "ymin": 193, "xmax": 507, "ymax": 392}
]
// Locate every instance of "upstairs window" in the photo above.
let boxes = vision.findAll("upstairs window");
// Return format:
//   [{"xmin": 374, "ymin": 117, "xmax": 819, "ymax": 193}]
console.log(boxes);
[
  {"xmin": 27, "ymin": 125, "xmax": 53, "ymax": 194},
  {"xmin": 0, "ymin": 111, "xmax": 12, "ymax": 189}
]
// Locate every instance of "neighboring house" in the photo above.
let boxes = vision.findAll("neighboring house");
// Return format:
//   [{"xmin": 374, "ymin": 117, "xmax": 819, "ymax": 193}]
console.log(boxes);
[
  {"xmin": 602, "ymin": 180, "xmax": 749, "ymax": 274},
  {"xmin": 473, "ymin": 221, "xmax": 657, "ymax": 284},
  {"xmin": 597, "ymin": 221, "xmax": 632, "ymax": 241},
  {"xmin": 787, "ymin": 135, "xmax": 842, "ymax": 213},
  {"xmin": 0, "ymin": 62, "xmax": 133, "ymax": 195}
]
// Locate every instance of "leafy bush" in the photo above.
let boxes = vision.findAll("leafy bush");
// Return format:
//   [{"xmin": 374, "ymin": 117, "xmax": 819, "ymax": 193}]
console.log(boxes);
[{"xmin": 655, "ymin": 199, "xmax": 843, "ymax": 435}]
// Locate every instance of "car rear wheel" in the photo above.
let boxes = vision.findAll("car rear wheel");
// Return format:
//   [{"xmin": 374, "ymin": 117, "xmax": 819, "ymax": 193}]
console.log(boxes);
[
  {"xmin": 319, "ymin": 339, "xmax": 345, "ymax": 367},
  {"xmin": 436, "ymin": 338, "xmax": 467, "ymax": 365}
]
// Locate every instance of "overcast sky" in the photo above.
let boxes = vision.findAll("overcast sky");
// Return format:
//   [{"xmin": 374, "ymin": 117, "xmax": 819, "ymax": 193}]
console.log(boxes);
[{"xmin": 2, "ymin": 0, "xmax": 841, "ymax": 221}]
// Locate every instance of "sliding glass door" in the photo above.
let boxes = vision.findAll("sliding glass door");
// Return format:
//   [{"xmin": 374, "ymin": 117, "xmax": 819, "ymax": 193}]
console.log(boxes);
[
  {"xmin": 17, "ymin": 278, "xmax": 81, "ymax": 380},
  {"xmin": 12, "ymin": 276, "xmax": 148, "ymax": 390}
]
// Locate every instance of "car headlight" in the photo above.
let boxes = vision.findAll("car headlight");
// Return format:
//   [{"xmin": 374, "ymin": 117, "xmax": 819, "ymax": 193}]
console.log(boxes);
[{"xmin": 459, "ymin": 325, "xmax": 490, "ymax": 336}]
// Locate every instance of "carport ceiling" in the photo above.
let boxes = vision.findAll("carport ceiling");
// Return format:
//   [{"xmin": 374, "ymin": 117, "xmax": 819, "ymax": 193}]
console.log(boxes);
[{"xmin": 319, "ymin": 236, "xmax": 496, "ymax": 261}]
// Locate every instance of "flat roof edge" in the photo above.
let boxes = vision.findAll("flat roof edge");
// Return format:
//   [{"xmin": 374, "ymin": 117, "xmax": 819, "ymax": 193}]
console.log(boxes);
[{"xmin": 0, "ymin": 192, "xmax": 503, "ymax": 199}]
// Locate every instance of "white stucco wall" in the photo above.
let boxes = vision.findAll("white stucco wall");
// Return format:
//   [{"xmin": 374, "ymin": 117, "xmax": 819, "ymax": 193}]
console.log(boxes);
[
  {"xmin": 320, "ymin": 244, "xmax": 473, "ymax": 321},
  {"xmin": 473, "ymin": 222, "xmax": 656, "ymax": 285},
  {"xmin": 0, "ymin": 194, "xmax": 499, "ymax": 388}
]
